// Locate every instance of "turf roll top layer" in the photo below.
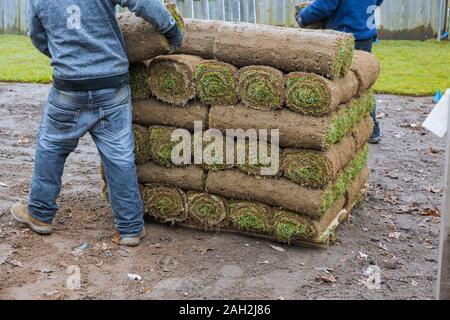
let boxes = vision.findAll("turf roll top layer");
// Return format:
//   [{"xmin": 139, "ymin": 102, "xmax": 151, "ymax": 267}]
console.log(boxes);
[
  {"xmin": 238, "ymin": 66, "xmax": 285, "ymax": 111},
  {"xmin": 133, "ymin": 124, "xmax": 151, "ymax": 165},
  {"xmin": 148, "ymin": 54, "xmax": 203, "ymax": 105},
  {"xmin": 209, "ymin": 92, "xmax": 374, "ymax": 150},
  {"xmin": 213, "ymin": 22, "xmax": 354, "ymax": 79},
  {"xmin": 132, "ymin": 98, "xmax": 208, "ymax": 131},
  {"xmin": 194, "ymin": 60, "xmax": 238, "ymax": 105},
  {"xmin": 137, "ymin": 161, "xmax": 205, "ymax": 192},
  {"xmin": 285, "ymin": 70, "xmax": 359, "ymax": 116},
  {"xmin": 142, "ymin": 184, "xmax": 187, "ymax": 223},
  {"xmin": 229, "ymin": 200, "xmax": 274, "ymax": 234},
  {"xmin": 187, "ymin": 192, "xmax": 228, "ymax": 227}
]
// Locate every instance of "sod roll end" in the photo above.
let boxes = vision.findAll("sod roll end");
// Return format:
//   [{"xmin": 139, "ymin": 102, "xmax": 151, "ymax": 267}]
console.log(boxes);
[
  {"xmin": 195, "ymin": 60, "xmax": 238, "ymax": 105},
  {"xmin": 238, "ymin": 65, "xmax": 285, "ymax": 111},
  {"xmin": 148, "ymin": 54, "xmax": 203, "ymax": 105},
  {"xmin": 142, "ymin": 184, "xmax": 187, "ymax": 224}
]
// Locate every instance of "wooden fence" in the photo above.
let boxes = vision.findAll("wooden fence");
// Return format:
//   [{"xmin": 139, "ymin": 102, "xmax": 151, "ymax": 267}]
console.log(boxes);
[{"xmin": 0, "ymin": 0, "xmax": 447, "ymax": 40}]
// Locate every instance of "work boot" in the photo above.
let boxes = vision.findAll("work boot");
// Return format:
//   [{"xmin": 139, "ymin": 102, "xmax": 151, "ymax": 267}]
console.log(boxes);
[
  {"xmin": 368, "ymin": 135, "xmax": 381, "ymax": 144},
  {"xmin": 113, "ymin": 226, "xmax": 146, "ymax": 247},
  {"xmin": 10, "ymin": 203, "xmax": 53, "ymax": 235}
]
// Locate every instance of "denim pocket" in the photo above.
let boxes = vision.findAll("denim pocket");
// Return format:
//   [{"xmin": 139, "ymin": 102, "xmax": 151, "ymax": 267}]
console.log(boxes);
[
  {"xmin": 46, "ymin": 103, "xmax": 80, "ymax": 133},
  {"xmin": 100, "ymin": 103, "xmax": 131, "ymax": 138}
]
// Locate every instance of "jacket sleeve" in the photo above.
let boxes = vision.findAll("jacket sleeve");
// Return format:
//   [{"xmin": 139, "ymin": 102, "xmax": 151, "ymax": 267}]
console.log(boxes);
[
  {"xmin": 27, "ymin": 1, "xmax": 51, "ymax": 58},
  {"xmin": 114, "ymin": 0, "xmax": 175, "ymax": 34},
  {"xmin": 376, "ymin": 0, "xmax": 384, "ymax": 6},
  {"xmin": 299, "ymin": 0, "xmax": 341, "ymax": 25}
]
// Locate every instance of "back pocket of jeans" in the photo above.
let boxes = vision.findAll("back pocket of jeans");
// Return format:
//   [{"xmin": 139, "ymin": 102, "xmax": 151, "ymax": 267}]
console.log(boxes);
[
  {"xmin": 46, "ymin": 104, "xmax": 80, "ymax": 133},
  {"xmin": 100, "ymin": 103, "xmax": 130, "ymax": 137}
]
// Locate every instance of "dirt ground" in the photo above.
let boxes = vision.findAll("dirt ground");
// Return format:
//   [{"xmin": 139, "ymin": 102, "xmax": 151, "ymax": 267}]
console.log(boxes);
[{"xmin": 0, "ymin": 83, "xmax": 444, "ymax": 300}]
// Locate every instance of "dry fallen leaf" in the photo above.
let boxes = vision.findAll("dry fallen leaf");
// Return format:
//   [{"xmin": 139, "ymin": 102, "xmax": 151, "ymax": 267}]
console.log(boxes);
[
  {"xmin": 429, "ymin": 146, "xmax": 440, "ymax": 154},
  {"xmin": 388, "ymin": 232, "xmax": 401, "ymax": 240},
  {"xmin": 421, "ymin": 208, "xmax": 440, "ymax": 217},
  {"xmin": 316, "ymin": 274, "xmax": 337, "ymax": 283},
  {"xmin": 270, "ymin": 245, "xmax": 286, "ymax": 252}
]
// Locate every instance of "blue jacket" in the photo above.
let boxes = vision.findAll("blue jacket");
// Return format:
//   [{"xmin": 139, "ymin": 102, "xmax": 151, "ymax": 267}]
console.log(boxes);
[
  {"xmin": 28, "ymin": 0, "xmax": 175, "ymax": 81},
  {"xmin": 299, "ymin": 0, "xmax": 384, "ymax": 41}
]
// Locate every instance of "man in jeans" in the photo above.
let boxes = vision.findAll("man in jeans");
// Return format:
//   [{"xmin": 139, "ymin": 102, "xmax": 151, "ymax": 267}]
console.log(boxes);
[
  {"xmin": 10, "ymin": 0, "xmax": 183, "ymax": 246},
  {"xmin": 296, "ymin": 0, "xmax": 384, "ymax": 143}
]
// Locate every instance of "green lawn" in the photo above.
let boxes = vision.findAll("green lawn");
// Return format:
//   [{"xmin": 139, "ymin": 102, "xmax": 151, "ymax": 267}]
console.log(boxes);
[
  {"xmin": 0, "ymin": 34, "xmax": 449, "ymax": 96},
  {"xmin": 373, "ymin": 40, "xmax": 450, "ymax": 96}
]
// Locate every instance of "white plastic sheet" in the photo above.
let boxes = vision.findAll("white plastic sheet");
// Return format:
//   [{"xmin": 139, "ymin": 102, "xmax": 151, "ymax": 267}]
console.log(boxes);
[{"xmin": 423, "ymin": 89, "xmax": 450, "ymax": 138}]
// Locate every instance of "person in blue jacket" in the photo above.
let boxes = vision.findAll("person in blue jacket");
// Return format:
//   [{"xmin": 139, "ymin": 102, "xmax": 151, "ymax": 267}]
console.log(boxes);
[{"xmin": 297, "ymin": 0, "xmax": 384, "ymax": 143}]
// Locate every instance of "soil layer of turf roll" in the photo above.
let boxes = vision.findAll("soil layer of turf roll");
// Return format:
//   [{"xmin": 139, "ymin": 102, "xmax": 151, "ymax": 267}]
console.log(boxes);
[
  {"xmin": 209, "ymin": 93, "xmax": 374, "ymax": 150},
  {"xmin": 238, "ymin": 66, "xmax": 285, "ymax": 111},
  {"xmin": 137, "ymin": 161, "xmax": 205, "ymax": 192},
  {"xmin": 179, "ymin": 19, "xmax": 221, "ymax": 59},
  {"xmin": 282, "ymin": 118, "xmax": 372, "ymax": 189},
  {"xmin": 187, "ymin": 192, "xmax": 228, "ymax": 227},
  {"xmin": 274, "ymin": 196, "xmax": 346, "ymax": 243},
  {"xmin": 206, "ymin": 146, "xmax": 368, "ymax": 218},
  {"xmin": 345, "ymin": 166, "xmax": 369, "ymax": 211},
  {"xmin": 201, "ymin": 131, "xmax": 234, "ymax": 172},
  {"xmin": 351, "ymin": 50, "xmax": 381, "ymax": 96},
  {"xmin": 229, "ymin": 200, "xmax": 273, "ymax": 234},
  {"xmin": 117, "ymin": 4, "xmax": 184, "ymax": 63},
  {"xmin": 235, "ymin": 140, "xmax": 280, "ymax": 176},
  {"xmin": 132, "ymin": 98, "xmax": 208, "ymax": 131},
  {"xmin": 148, "ymin": 55, "xmax": 203, "ymax": 105},
  {"xmin": 194, "ymin": 60, "xmax": 238, "ymax": 105},
  {"xmin": 213, "ymin": 22, "xmax": 353, "ymax": 79},
  {"xmin": 142, "ymin": 184, "xmax": 187, "ymax": 223},
  {"xmin": 285, "ymin": 70, "xmax": 359, "ymax": 116},
  {"xmin": 129, "ymin": 62, "xmax": 151, "ymax": 101},
  {"xmin": 133, "ymin": 124, "xmax": 151, "ymax": 165},
  {"xmin": 149, "ymin": 126, "xmax": 190, "ymax": 167}
]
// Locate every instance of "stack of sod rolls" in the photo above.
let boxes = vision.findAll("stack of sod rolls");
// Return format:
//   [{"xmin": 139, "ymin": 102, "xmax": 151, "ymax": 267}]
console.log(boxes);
[{"xmin": 110, "ymin": 16, "xmax": 380, "ymax": 246}]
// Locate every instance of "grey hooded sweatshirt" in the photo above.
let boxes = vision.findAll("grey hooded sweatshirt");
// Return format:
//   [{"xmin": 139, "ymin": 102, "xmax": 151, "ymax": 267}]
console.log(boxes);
[{"xmin": 28, "ymin": 0, "xmax": 175, "ymax": 89}]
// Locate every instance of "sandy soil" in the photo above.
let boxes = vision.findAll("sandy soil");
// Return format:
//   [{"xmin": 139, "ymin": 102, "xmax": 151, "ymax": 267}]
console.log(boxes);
[{"xmin": 0, "ymin": 83, "xmax": 444, "ymax": 300}]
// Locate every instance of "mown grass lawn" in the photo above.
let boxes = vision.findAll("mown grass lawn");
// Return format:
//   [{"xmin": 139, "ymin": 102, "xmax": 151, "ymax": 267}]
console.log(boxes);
[
  {"xmin": 0, "ymin": 34, "xmax": 449, "ymax": 96},
  {"xmin": 373, "ymin": 39, "xmax": 450, "ymax": 96}
]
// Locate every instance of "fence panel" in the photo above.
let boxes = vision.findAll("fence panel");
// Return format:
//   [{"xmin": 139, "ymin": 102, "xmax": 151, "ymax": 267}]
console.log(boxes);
[{"xmin": 0, "ymin": 0, "xmax": 446, "ymax": 40}]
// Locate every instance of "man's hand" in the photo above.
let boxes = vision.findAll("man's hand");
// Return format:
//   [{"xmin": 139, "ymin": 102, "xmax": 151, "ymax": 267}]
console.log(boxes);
[{"xmin": 162, "ymin": 23, "xmax": 184, "ymax": 54}]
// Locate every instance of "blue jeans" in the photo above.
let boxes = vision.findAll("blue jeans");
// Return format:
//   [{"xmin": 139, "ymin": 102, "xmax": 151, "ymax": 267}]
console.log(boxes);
[
  {"xmin": 28, "ymin": 85, "xmax": 144, "ymax": 237},
  {"xmin": 355, "ymin": 38, "xmax": 381, "ymax": 139}
]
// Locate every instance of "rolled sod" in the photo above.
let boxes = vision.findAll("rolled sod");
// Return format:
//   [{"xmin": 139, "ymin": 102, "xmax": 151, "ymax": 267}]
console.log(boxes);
[
  {"xmin": 129, "ymin": 62, "xmax": 151, "ymax": 101},
  {"xmin": 235, "ymin": 141, "xmax": 280, "ymax": 176},
  {"xmin": 352, "ymin": 116, "xmax": 374, "ymax": 150},
  {"xmin": 141, "ymin": 184, "xmax": 187, "ymax": 223},
  {"xmin": 345, "ymin": 166, "xmax": 369, "ymax": 212},
  {"xmin": 351, "ymin": 50, "xmax": 381, "ymax": 96},
  {"xmin": 213, "ymin": 22, "xmax": 354, "ymax": 79},
  {"xmin": 209, "ymin": 93, "xmax": 374, "ymax": 151},
  {"xmin": 194, "ymin": 60, "xmax": 238, "ymax": 105},
  {"xmin": 282, "ymin": 116, "xmax": 373, "ymax": 189},
  {"xmin": 149, "ymin": 126, "xmax": 190, "ymax": 167},
  {"xmin": 133, "ymin": 124, "xmax": 151, "ymax": 165},
  {"xmin": 273, "ymin": 196, "xmax": 346, "ymax": 243},
  {"xmin": 187, "ymin": 192, "xmax": 228, "ymax": 227},
  {"xmin": 137, "ymin": 162, "xmax": 205, "ymax": 192},
  {"xmin": 282, "ymin": 135, "xmax": 356, "ymax": 189},
  {"xmin": 206, "ymin": 146, "xmax": 368, "ymax": 218},
  {"xmin": 201, "ymin": 131, "xmax": 234, "ymax": 172},
  {"xmin": 285, "ymin": 70, "xmax": 359, "ymax": 116},
  {"xmin": 179, "ymin": 19, "xmax": 221, "ymax": 59},
  {"xmin": 117, "ymin": 4, "xmax": 185, "ymax": 63},
  {"xmin": 237, "ymin": 66, "xmax": 285, "ymax": 111},
  {"xmin": 228, "ymin": 200, "xmax": 274, "ymax": 234},
  {"xmin": 132, "ymin": 98, "xmax": 209, "ymax": 131},
  {"xmin": 148, "ymin": 55, "xmax": 203, "ymax": 105}
]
